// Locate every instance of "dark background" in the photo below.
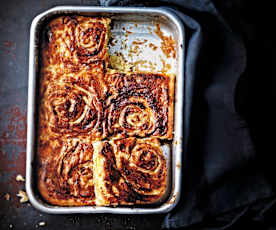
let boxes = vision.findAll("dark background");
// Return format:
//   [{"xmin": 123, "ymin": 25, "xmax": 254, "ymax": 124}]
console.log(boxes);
[{"xmin": 0, "ymin": 0, "xmax": 273, "ymax": 229}]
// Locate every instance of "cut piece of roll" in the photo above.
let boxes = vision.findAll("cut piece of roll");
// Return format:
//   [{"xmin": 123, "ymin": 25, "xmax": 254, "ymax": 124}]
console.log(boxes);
[
  {"xmin": 105, "ymin": 72, "xmax": 174, "ymax": 139},
  {"xmin": 39, "ymin": 62, "xmax": 107, "ymax": 141},
  {"xmin": 38, "ymin": 139, "xmax": 95, "ymax": 206},
  {"xmin": 93, "ymin": 137, "xmax": 167, "ymax": 206},
  {"xmin": 42, "ymin": 16, "xmax": 110, "ymax": 68}
]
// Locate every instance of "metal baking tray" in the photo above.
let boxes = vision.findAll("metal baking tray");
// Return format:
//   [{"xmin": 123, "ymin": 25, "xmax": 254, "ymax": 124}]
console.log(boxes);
[{"xmin": 26, "ymin": 6, "xmax": 184, "ymax": 214}]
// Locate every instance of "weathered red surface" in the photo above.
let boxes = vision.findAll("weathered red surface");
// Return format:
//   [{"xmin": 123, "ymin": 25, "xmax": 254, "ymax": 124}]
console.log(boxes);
[{"xmin": 0, "ymin": 105, "xmax": 27, "ymax": 205}]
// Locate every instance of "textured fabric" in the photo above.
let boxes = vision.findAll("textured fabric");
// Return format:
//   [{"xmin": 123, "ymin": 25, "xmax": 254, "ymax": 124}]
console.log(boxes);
[{"xmin": 99, "ymin": 0, "xmax": 274, "ymax": 229}]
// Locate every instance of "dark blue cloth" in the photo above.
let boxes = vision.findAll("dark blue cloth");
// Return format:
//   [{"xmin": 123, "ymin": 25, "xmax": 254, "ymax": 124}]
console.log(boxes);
[{"xmin": 100, "ymin": 0, "xmax": 274, "ymax": 229}]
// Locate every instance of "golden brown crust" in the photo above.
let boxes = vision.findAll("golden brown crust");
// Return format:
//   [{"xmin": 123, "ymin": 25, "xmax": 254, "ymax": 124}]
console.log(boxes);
[
  {"xmin": 43, "ymin": 16, "xmax": 110, "ymax": 69},
  {"xmin": 38, "ymin": 139, "xmax": 96, "ymax": 206},
  {"xmin": 93, "ymin": 141, "xmax": 135, "ymax": 206},
  {"xmin": 113, "ymin": 138, "xmax": 167, "ymax": 203},
  {"xmin": 105, "ymin": 72, "xmax": 174, "ymax": 139},
  {"xmin": 93, "ymin": 138, "xmax": 167, "ymax": 206},
  {"xmin": 38, "ymin": 16, "xmax": 110, "ymax": 206},
  {"xmin": 37, "ymin": 15, "xmax": 174, "ymax": 207},
  {"xmin": 39, "ymin": 62, "xmax": 107, "ymax": 141}
]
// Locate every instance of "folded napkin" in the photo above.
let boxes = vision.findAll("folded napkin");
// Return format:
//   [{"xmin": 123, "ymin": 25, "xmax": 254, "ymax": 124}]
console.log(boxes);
[{"xmin": 100, "ymin": 0, "xmax": 274, "ymax": 228}]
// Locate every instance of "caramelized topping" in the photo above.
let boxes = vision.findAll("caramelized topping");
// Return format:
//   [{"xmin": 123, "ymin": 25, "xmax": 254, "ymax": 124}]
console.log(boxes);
[
  {"xmin": 105, "ymin": 73, "xmax": 172, "ymax": 139},
  {"xmin": 154, "ymin": 23, "xmax": 176, "ymax": 58},
  {"xmin": 38, "ymin": 16, "xmax": 173, "ymax": 206}
]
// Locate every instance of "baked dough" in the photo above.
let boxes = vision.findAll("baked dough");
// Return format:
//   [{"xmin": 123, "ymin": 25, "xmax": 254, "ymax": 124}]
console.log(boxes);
[
  {"xmin": 93, "ymin": 138, "xmax": 167, "ymax": 206},
  {"xmin": 39, "ymin": 61, "xmax": 107, "ymax": 142},
  {"xmin": 37, "ymin": 15, "xmax": 174, "ymax": 206},
  {"xmin": 105, "ymin": 72, "xmax": 174, "ymax": 139},
  {"xmin": 38, "ymin": 139, "xmax": 96, "ymax": 206},
  {"xmin": 42, "ymin": 16, "xmax": 110, "ymax": 69}
]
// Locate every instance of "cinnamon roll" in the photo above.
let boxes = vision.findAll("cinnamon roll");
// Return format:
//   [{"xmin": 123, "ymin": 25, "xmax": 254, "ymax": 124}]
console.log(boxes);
[
  {"xmin": 92, "ymin": 137, "xmax": 167, "ymax": 205},
  {"xmin": 38, "ymin": 139, "xmax": 95, "ymax": 206},
  {"xmin": 112, "ymin": 138, "xmax": 167, "ymax": 202},
  {"xmin": 39, "ymin": 64, "xmax": 107, "ymax": 140},
  {"xmin": 105, "ymin": 72, "xmax": 174, "ymax": 139},
  {"xmin": 43, "ymin": 16, "xmax": 110, "ymax": 68}
]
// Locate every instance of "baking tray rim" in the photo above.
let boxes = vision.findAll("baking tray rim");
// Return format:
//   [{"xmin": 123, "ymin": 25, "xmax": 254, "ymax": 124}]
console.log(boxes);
[{"xmin": 26, "ymin": 5, "xmax": 185, "ymax": 214}]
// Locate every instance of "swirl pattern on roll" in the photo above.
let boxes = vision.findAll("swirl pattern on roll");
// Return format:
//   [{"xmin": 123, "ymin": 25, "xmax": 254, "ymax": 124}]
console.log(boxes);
[
  {"xmin": 43, "ymin": 16, "xmax": 110, "ymax": 67},
  {"xmin": 43, "ymin": 77, "xmax": 105, "ymax": 139},
  {"xmin": 38, "ymin": 139, "xmax": 95, "ymax": 206},
  {"xmin": 105, "ymin": 73, "xmax": 174, "ymax": 139},
  {"xmin": 74, "ymin": 17, "xmax": 108, "ymax": 63},
  {"xmin": 93, "ymin": 141, "xmax": 136, "ymax": 205},
  {"xmin": 92, "ymin": 138, "xmax": 167, "ymax": 205},
  {"xmin": 113, "ymin": 138, "xmax": 167, "ymax": 198},
  {"xmin": 56, "ymin": 140, "xmax": 94, "ymax": 198}
]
